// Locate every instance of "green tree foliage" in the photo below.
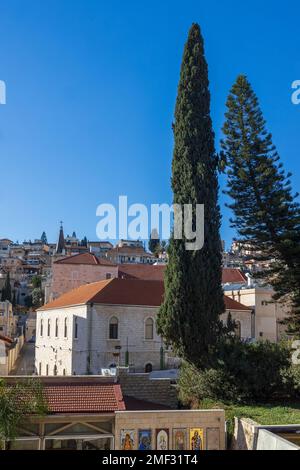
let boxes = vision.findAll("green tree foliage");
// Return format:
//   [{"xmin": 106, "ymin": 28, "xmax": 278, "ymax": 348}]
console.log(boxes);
[
  {"xmin": 148, "ymin": 229, "xmax": 160, "ymax": 255},
  {"xmin": 179, "ymin": 340, "xmax": 298, "ymax": 404},
  {"xmin": 31, "ymin": 288, "xmax": 44, "ymax": 307},
  {"xmin": 40, "ymin": 232, "xmax": 48, "ymax": 245},
  {"xmin": 157, "ymin": 24, "xmax": 225, "ymax": 368},
  {"xmin": 1, "ymin": 272, "xmax": 12, "ymax": 302},
  {"xmin": 221, "ymin": 75, "xmax": 300, "ymax": 336},
  {"xmin": 31, "ymin": 275, "xmax": 42, "ymax": 289},
  {"xmin": 81, "ymin": 236, "xmax": 88, "ymax": 247},
  {"xmin": 0, "ymin": 378, "xmax": 47, "ymax": 447}
]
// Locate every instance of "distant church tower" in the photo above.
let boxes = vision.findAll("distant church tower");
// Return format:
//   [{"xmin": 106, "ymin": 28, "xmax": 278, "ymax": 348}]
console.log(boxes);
[{"xmin": 56, "ymin": 222, "xmax": 66, "ymax": 255}]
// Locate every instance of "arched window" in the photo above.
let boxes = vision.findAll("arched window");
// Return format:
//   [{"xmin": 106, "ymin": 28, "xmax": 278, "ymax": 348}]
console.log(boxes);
[
  {"xmin": 74, "ymin": 317, "xmax": 78, "ymax": 339},
  {"xmin": 109, "ymin": 317, "xmax": 118, "ymax": 339},
  {"xmin": 47, "ymin": 319, "xmax": 51, "ymax": 337},
  {"xmin": 63, "ymin": 369, "xmax": 66, "ymax": 376},
  {"xmin": 145, "ymin": 363, "xmax": 153, "ymax": 373},
  {"xmin": 235, "ymin": 321, "xmax": 241, "ymax": 339},
  {"xmin": 53, "ymin": 364, "xmax": 57, "ymax": 376},
  {"xmin": 55, "ymin": 318, "xmax": 59, "ymax": 337},
  {"xmin": 64, "ymin": 318, "xmax": 68, "ymax": 338},
  {"xmin": 40, "ymin": 319, "xmax": 43, "ymax": 337},
  {"xmin": 145, "ymin": 318, "xmax": 154, "ymax": 340}
]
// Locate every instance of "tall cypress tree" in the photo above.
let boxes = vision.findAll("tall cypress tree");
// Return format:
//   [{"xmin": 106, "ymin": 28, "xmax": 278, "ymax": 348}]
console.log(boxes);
[
  {"xmin": 157, "ymin": 24, "xmax": 224, "ymax": 368},
  {"xmin": 221, "ymin": 75, "xmax": 300, "ymax": 335},
  {"xmin": 1, "ymin": 272, "xmax": 12, "ymax": 302}
]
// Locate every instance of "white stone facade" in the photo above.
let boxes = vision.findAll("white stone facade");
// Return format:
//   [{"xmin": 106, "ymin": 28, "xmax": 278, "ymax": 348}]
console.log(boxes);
[
  {"xmin": 35, "ymin": 303, "xmax": 163, "ymax": 375},
  {"xmin": 35, "ymin": 300, "xmax": 253, "ymax": 376}
]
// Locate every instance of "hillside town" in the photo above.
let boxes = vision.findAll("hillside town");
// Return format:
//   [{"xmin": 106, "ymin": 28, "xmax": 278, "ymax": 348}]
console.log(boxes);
[
  {"xmin": 1, "ymin": 3, "xmax": 299, "ymax": 458},
  {"xmin": 0, "ymin": 223, "xmax": 291, "ymax": 376}
]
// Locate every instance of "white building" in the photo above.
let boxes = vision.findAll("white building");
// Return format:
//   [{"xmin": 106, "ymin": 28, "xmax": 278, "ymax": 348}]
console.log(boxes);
[
  {"xmin": 35, "ymin": 279, "xmax": 165, "ymax": 376},
  {"xmin": 35, "ymin": 278, "xmax": 252, "ymax": 376},
  {"xmin": 224, "ymin": 286, "xmax": 290, "ymax": 342}
]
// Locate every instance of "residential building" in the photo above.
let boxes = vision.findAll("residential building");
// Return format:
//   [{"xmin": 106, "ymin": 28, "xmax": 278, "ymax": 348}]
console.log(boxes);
[
  {"xmin": 224, "ymin": 287, "xmax": 289, "ymax": 342},
  {"xmin": 88, "ymin": 241, "xmax": 113, "ymax": 257},
  {"xmin": 48, "ymin": 252, "xmax": 118, "ymax": 302},
  {"xmin": 35, "ymin": 278, "xmax": 252, "ymax": 376},
  {"xmin": 106, "ymin": 244, "xmax": 155, "ymax": 264},
  {"xmin": 0, "ymin": 301, "xmax": 17, "ymax": 337}
]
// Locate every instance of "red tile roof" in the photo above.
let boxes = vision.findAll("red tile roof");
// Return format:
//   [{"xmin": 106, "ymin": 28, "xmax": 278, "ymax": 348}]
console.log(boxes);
[
  {"xmin": 224, "ymin": 296, "xmax": 252, "ymax": 311},
  {"xmin": 222, "ymin": 268, "xmax": 247, "ymax": 284},
  {"xmin": 43, "ymin": 382, "xmax": 125, "ymax": 413},
  {"xmin": 54, "ymin": 252, "xmax": 115, "ymax": 267},
  {"xmin": 39, "ymin": 278, "xmax": 164, "ymax": 310},
  {"xmin": 40, "ymin": 278, "xmax": 250, "ymax": 312},
  {"xmin": 118, "ymin": 264, "xmax": 165, "ymax": 281}
]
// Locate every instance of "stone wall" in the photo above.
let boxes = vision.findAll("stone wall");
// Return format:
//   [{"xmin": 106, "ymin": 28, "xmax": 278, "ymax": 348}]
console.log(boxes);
[
  {"xmin": 118, "ymin": 368, "xmax": 178, "ymax": 408},
  {"xmin": 115, "ymin": 409, "xmax": 226, "ymax": 450},
  {"xmin": 50, "ymin": 263, "xmax": 118, "ymax": 300},
  {"xmin": 0, "ymin": 335, "xmax": 24, "ymax": 375},
  {"xmin": 232, "ymin": 417, "xmax": 259, "ymax": 450}
]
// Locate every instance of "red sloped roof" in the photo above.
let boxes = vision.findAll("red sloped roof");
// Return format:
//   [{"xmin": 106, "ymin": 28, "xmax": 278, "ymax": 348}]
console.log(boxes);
[
  {"xmin": 43, "ymin": 383, "xmax": 125, "ymax": 413},
  {"xmin": 54, "ymin": 252, "xmax": 115, "ymax": 267},
  {"xmin": 40, "ymin": 278, "xmax": 251, "ymax": 312},
  {"xmin": 39, "ymin": 278, "xmax": 164, "ymax": 310},
  {"xmin": 222, "ymin": 268, "xmax": 247, "ymax": 284},
  {"xmin": 224, "ymin": 296, "xmax": 252, "ymax": 311},
  {"xmin": 118, "ymin": 264, "xmax": 166, "ymax": 281}
]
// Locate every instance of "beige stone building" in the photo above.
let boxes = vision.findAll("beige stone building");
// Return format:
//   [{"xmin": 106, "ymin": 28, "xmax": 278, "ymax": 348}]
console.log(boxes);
[
  {"xmin": 224, "ymin": 287, "xmax": 289, "ymax": 342},
  {"xmin": 48, "ymin": 252, "xmax": 118, "ymax": 302}
]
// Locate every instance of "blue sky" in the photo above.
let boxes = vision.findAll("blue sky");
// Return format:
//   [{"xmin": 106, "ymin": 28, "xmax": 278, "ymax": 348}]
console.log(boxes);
[{"xmin": 0, "ymin": 0, "xmax": 299, "ymax": 249}]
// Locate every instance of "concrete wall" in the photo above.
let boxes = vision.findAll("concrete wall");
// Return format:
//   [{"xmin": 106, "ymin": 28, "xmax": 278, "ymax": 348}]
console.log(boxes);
[
  {"xmin": 256, "ymin": 429, "xmax": 299, "ymax": 450},
  {"xmin": 232, "ymin": 417, "xmax": 259, "ymax": 450},
  {"xmin": 233, "ymin": 418, "xmax": 300, "ymax": 450},
  {"xmin": 115, "ymin": 409, "xmax": 225, "ymax": 450}
]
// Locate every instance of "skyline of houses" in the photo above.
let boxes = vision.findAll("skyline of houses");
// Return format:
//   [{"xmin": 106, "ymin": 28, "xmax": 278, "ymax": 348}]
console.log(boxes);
[{"xmin": 0, "ymin": 223, "xmax": 293, "ymax": 378}]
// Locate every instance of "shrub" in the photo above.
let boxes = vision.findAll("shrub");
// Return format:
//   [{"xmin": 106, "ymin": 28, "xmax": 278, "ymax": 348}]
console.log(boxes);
[{"xmin": 179, "ymin": 340, "xmax": 294, "ymax": 405}]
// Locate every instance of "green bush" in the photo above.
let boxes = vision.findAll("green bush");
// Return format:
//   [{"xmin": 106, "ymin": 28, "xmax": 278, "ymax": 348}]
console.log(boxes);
[
  {"xmin": 281, "ymin": 365, "xmax": 300, "ymax": 397},
  {"xmin": 179, "ymin": 363, "xmax": 240, "ymax": 404},
  {"xmin": 179, "ymin": 340, "xmax": 295, "ymax": 405}
]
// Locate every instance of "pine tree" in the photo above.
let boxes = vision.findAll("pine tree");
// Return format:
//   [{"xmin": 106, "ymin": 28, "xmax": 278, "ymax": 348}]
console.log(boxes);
[
  {"xmin": 148, "ymin": 229, "xmax": 160, "ymax": 255},
  {"xmin": 1, "ymin": 272, "xmax": 12, "ymax": 302},
  {"xmin": 41, "ymin": 232, "xmax": 48, "ymax": 245},
  {"xmin": 157, "ymin": 24, "xmax": 225, "ymax": 368},
  {"xmin": 221, "ymin": 75, "xmax": 300, "ymax": 335},
  {"xmin": 81, "ymin": 236, "xmax": 88, "ymax": 247}
]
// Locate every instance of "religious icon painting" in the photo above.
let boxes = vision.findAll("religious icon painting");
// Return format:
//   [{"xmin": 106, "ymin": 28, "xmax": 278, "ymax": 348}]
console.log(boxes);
[
  {"xmin": 189, "ymin": 428, "xmax": 204, "ymax": 450},
  {"xmin": 138, "ymin": 429, "xmax": 152, "ymax": 450},
  {"xmin": 120, "ymin": 429, "xmax": 135, "ymax": 450},
  {"xmin": 156, "ymin": 428, "xmax": 169, "ymax": 450},
  {"xmin": 172, "ymin": 428, "xmax": 187, "ymax": 450}
]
